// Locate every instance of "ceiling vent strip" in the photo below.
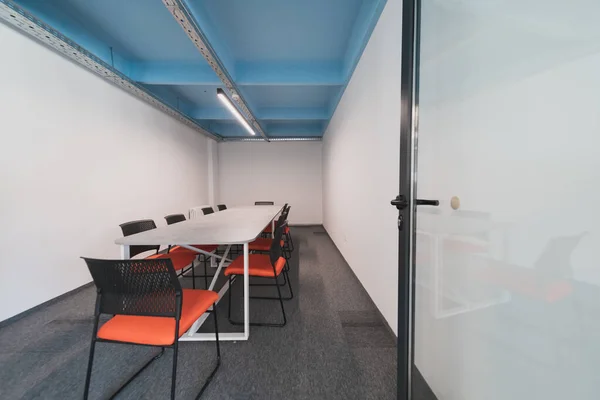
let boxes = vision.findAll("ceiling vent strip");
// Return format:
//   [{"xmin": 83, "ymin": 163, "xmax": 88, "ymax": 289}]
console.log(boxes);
[
  {"xmin": 162, "ymin": 0, "xmax": 269, "ymax": 141},
  {"xmin": 222, "ymin": 137, "xmax": 322, "ymax": 142},
  {"xmin": 0, "ymin": 0, "xmax": 221, "ymax": 141}
]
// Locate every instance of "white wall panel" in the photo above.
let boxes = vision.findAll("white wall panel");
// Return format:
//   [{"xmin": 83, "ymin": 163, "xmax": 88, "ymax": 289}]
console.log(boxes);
[
  {"xmin": 322, "ymin": 0, "xmax": 401, "ymax": 334},
  {"xmin": 218, "ymin": 142, "xmax": 322, "ymax": 225},
  {"xmin": 0, "ymin": 24, "xmax": 212, "ymax": 322}
]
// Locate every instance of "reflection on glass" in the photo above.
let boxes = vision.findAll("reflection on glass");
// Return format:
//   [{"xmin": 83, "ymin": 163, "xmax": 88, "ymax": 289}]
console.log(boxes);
[{"xmin": 414, "ymin": 1, "xmax": 600, "ymax": 399}]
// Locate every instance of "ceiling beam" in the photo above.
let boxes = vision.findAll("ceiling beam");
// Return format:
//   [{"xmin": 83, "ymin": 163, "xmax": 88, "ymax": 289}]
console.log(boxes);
[
  {"xmin": 129, "ymin": 62, "xmax": 220, "ymax": 85},
  {"xmin": 129, "ymin": 61, "xmax": 344, "ymax": 86},
  {"xmin": 236, "ymin": 62, "xmax": 344, "ymax": 86},
  {"xmin": 162, "ymin": 0, "xmax": 268, "ymax": 141}
]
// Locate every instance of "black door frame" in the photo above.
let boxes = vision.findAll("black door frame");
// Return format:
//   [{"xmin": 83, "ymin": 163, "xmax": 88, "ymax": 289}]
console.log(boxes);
[{"xmin": 397, "ymin": 0, "xmax": 420, "ymax": 399}]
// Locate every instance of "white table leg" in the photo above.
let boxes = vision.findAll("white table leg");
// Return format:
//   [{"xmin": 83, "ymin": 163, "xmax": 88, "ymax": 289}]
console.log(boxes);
[
  {"xmin": 186, "ymin": 245, "xmax": 231, "ymax": 337},
  {"xmin": 120, "ymin": 245, "xmax": 130, "ymax": 260},
  {"xmin": 243, "ymin": 242, "xmax": 250, "ymax": 340},
  {"xmin": 271, "ymin": 219, "xmax": 275, "ymax": 238}
]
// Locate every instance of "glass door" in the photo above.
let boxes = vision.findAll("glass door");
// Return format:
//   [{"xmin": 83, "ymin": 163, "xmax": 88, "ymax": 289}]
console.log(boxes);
[{"xmin": 411, "ymin": 0, "xmax": 600, "ymax": 399}]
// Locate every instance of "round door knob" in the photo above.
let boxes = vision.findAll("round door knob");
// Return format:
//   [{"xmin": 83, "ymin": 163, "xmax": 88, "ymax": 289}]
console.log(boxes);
[{"xmin": 450, "ymin": 196, "xmax": 460, "ymax": 210}]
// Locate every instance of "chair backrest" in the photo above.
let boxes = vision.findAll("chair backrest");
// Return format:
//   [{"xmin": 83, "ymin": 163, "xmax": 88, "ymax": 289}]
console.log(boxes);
[
  {"xmin": 217, "ymin": 204, "xmax": 227, "ymax": 211},
  {"xmin": 165, "ymin": 214, "xmax": 186, "ymax": 225},
  {"xmin": 255, "ymin": 201, "xmax": 274, "ymax": 205},
  {"xmin": 82, "ymin": 257, "xmax": 182, "ymax": 318},
  {"xmin": 269, "ymin": 225, "xmax": 285, "ymax": 266},
  {"xmin": 202, "ymin": 207, "xmax": 215, "ymax": 215},
  {"xmin": 119, "ymin": 219, "xmax": 160, "ymax": 258}
]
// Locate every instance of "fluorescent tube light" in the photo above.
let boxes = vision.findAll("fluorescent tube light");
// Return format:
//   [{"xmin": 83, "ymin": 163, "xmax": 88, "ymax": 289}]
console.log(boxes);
[{"xmin": 217, "ymin": 88, "xmax": 256, "ymax": 135}]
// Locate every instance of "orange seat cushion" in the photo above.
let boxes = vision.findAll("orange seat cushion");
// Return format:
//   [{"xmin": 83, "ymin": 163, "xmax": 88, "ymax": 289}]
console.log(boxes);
[
  {"xmin": 285, "ymin": 226, "xmax": 290, "ymax": 234},
  {"xmin": 146, "ymin": 251, "xmax": 196, "ymax": 272},
  {"xmin": 249, "ymin": 237, "xmax": 272, "ymax": 252},
  {"xmin": 263, "ymin": 224, "xmax": 273, "ymax": 233},
  {"xmin": 97, "ymin": 289, "xmax": 218, "ymax": 346},
  {"xmin": 224, "ymin": 254, "xmax": 286, "ymax": 278}
]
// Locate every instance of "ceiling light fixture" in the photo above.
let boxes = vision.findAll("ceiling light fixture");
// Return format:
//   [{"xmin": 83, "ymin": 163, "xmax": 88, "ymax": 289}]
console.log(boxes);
[{"xmin": 217, "ymin": 88, "xmax": 255, "ymax": 136}]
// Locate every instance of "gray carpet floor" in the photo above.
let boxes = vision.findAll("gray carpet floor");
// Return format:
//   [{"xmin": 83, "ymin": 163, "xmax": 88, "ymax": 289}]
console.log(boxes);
[{"xmin": 0, "ymin": 227, "xmax": 397, "ymax": 399}]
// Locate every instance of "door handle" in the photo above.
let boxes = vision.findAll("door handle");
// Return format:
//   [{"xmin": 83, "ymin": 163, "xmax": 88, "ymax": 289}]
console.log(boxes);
[
  {"xmin": 415, "ymin": 199, "xmax": 439, "ymax": 206},
  {"xmin": 391, "ymin": 195, "xmax": 439, "ymax": 210},
  {"xmin": 391, "ymin": 195, "xmax": 409, "ymax": 210}
]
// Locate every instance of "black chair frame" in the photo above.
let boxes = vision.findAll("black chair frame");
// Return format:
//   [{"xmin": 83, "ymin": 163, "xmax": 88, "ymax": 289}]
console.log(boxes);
[
  {"xmin": 164, "ymin": 214, "xmax": 217, "ymax": 290},
  {"xmin": 249, "ymin": 210, "xmax": 291, "ymax": 289},
  {"xmin": 227, "ymin": 226, "xmax": 291, "ymax": 327},
  {"xmin": 82, "ymin": 257, "xmax": 220, "ymax": 400}
]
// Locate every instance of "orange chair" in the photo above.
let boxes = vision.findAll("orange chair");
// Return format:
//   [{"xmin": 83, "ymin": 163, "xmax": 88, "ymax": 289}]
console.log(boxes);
[
  {"xmin": 225, "ymin": 225, "xmax": 292, "ymax": 327},
  {"xmin": 82, "ymin": 257, "xmax": 220, "ymax": 400},
  {"xmin": 164, "ymin": 214, "xmax": 219, "ymax": 289},
  {"xmin": 119, "ymin": 220, "xmax": 198, "ymax": 284}
]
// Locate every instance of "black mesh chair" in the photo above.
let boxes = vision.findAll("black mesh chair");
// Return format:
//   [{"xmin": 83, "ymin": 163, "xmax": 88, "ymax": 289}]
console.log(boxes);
[
  {"xmin": 217, "ymin": 204, "xmax": 227, "ymax": 211},
  {"xmin": 283, "ymin": 205, "xmax": 294, "ymax": 254},
  {"xmin": 82, "ymin": 257, "xmax": 220, "ymax": 400},
  {"xmin": 165, "ymin": 214, "xmax": 187, "ymax": 225},
  {"xmin": 202, "ymin": 207, "xmax": 215, "ymax": 215},
  {"xmin": 164, "ymin": 214, "xmax": 219, "ymax": 289},
  {"xmin": 119, "ymin": 219, "xmax": 160, "ymax": 258},
  {"xmin": 249, "ymin": 211, "xmax": 292, "ymax": 289},
  {"xmin": 224, "ymin": 225, "xmax": 291, "ymax": 327},
  {"xmin": 255, "ymin": 201, "xmax": 275, "ymax": 205},
  {"xmin": 119, "ymin": 220, "xmax": 198, "ymax": 285}
]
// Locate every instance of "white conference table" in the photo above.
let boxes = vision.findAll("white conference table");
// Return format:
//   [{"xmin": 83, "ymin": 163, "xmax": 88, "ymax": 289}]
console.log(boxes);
[{"xmin": 114, "ymin": 205, "xmax": 284, "ymax": 342}]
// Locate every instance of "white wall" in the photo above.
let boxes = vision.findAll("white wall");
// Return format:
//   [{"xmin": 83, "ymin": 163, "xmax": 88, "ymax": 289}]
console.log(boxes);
[
  {"xmin": 217, "ymin": 142, "xmax": 322, "ymax": 225},
  {"xmin": 0, "ymin": 23, "xmax": 213, "ymax": 322},
  {"xmin": 322, "ymin": 0, "xmax": 401, "ymax": 333}
]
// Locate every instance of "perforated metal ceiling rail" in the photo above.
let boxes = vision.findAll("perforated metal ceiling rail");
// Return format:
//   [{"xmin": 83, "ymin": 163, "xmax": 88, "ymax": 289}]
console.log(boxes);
[
  {"xmin": 0, "ymin": 0, "xmax": 221, "ymax": 141},
  {"xmin": 162, "ymin": 0, "xmax": 269, "ymax": 141}
]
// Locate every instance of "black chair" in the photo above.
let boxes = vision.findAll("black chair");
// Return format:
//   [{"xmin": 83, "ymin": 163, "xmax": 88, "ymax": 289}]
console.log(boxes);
[
  {"xmin": 283, "ymin": 205, "xmax": 294, "ymax": 254},
  {"xmin": 164, "ymin": 214, "xmax": 219, "ymax": 289},
  {"xmin": 165, "ymin": 214, "xmax": 187, "ymax": 225},
  {"xmin": 249, "ymin": 210, "xmax": 292, "ymax": 289},
  {"xmin": 202, "ymin": 207, "xmax": 215, "ymax": 215},
  {"xmin": 119, "ymin": 219, "xmax": 160, "ymax": 258},
  {"xmin": 119, "ymin": 220, "xmax": 198, "ymax": 285},
  {"xmin": 82, "ymin": 257, "xmax": 221, "ymax": 400},
  {"xmin": 217, "ymin": 204, "xmax": 227, "ymax": 211},
  {"xmin": 255, "ymin": 201, "xmax": 275, "ymax": 205},
  {"xmin": 225, "ymin": 225, "xmax": 291, "ymax": 327}
]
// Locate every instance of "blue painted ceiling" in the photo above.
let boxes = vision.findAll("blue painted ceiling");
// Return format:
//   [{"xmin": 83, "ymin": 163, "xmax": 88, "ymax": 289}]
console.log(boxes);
[{"xmin": 13, "ymin": 0, "xmax": 386, "ymax": 139}]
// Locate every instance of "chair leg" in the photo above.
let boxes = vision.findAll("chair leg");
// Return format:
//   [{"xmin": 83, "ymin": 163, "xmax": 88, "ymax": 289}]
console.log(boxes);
[
  {"xmin": 228, "ymin": 275, "xmax": 287, "ymax": 327},
  {"xmin": 274, "ymin": 273, "xmax": 287, "ymax": 326},
  {"xmin": 228, "ymin": 276, "xmax": 233, "ymax": 321},
  {"xmin": 109, "ymin": 348, "xmax": 165, "ymax": 399},
  {"xmin": 250, "ymin": 271, "xmax": 293, "ymax": 301},
  {"xmin": 83, "ymin": 339, "xmax": 96, "ymax": 400},
  {"xmin": 204, "ymin": 255, "xmax": 209, "ymax": 289},
  {"xmin": 195, "ymin": 307, "xmax": 222, "ymax": 399},
  {"xmin": 171, "ymin": 341, "xmax": 178, "ymax": 400}
]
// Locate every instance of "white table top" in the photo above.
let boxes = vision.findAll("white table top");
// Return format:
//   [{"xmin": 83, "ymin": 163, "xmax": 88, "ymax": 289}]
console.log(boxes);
[{"xmin": 115, "ymin": 205, "xmax": 283, "ymax": 246}]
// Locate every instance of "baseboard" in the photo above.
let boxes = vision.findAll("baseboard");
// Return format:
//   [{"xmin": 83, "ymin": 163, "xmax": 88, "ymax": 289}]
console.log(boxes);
[
  {"xmin": 0, "ymin": 281, "xmax": 94, "ymax": 328},
  {"xmin": 321, "ymin": 226, "xmax": 397, "ymax": 339}
]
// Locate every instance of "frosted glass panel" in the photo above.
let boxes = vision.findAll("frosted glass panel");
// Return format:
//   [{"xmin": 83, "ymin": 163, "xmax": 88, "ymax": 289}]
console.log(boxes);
[{"xmin": 414, "ymin": 1, "xmax": 600, "ymax": 399}]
